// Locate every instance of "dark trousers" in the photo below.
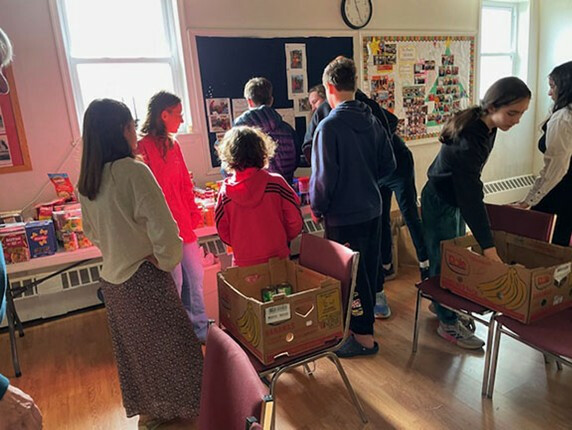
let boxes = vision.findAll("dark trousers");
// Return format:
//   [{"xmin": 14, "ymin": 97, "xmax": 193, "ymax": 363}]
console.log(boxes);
[
  {"xmin": 325, "ymin": 216, "xmax": 381, "ymax": 335},
  {"xmin": 380, "ymin": 151, "xmax": 429, "ymax": 267},
  {"xmin": 421, "ymin": 184, "xmax": 466, "ymax": 324},
  {"xmin": 532, "ymin": 177, "xmax": 572, "ymax": 247}
]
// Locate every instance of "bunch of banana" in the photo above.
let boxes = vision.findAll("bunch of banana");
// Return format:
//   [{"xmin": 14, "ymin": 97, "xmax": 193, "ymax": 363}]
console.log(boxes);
[
  {"xmin": 477, "ymin": 267, "xmax": 527, "ymax": 310},
  {"xmin": 237, "ymin": 302, "xmax": 261, "ymax": 347}
]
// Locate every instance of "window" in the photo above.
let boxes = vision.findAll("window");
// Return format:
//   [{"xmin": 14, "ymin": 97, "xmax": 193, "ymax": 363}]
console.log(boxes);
[
  {"xmin": 56, "ymin": 0, "xmax": 188, "ymax": 129},
  {"xmin": 479, "ymin": 2, "xmax": 517, "ymax": 99}
]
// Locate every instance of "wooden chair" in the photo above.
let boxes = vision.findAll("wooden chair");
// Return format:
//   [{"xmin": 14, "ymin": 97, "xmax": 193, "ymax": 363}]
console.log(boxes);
[
  {"xmin": 412, "ymin": 204, "xmax": 557, "ymax": 395},
  {"xmin": 486, "ymin": 308, "xmax": 572, "ymax": 398},
  {"xmin": 232, "ymin": 233, "xmax": 367, "ymax": 427},
  {"xmin": 198, "ymin": 324, "xmax": 273, "ymax": 430}
]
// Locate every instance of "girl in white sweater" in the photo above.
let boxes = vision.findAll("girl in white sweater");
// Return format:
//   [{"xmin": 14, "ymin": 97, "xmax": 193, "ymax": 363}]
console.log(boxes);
[{"xmin": 78, "ymin": 99, "xmax": 203, "ymax": 429}]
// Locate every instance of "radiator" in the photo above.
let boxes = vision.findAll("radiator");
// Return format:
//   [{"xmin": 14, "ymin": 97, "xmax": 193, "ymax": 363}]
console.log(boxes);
[{"xmin": 483, "ymin": 174, "xmax": 535, "ymax": 205}]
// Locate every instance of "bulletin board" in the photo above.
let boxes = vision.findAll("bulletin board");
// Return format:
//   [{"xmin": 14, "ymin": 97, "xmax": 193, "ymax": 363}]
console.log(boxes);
[
  {"xmin": 193, "ymin": 35, "xmax": 353, "ymax": 167},
  {"xmin": 362, "ymin": 35, "xmax": 476, "ymax": 141},
  {"xmin": 0, "ymin": 67, "xmax": 32, "ymax": 173}
]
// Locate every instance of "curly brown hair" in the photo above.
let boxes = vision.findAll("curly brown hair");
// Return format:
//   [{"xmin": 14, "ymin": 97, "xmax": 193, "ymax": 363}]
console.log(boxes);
[{"xmin": 216, "ymin": 126, "xmax": 276, "ymax": 173}]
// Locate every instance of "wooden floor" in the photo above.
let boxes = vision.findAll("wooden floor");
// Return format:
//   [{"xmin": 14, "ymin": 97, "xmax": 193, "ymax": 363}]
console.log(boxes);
[{"xmin": 1, "ymin": 266, "xmax": 571, "ymax": 430}]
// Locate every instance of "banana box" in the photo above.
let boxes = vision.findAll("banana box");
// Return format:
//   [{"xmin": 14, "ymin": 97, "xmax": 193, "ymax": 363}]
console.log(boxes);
[
  {"xmin": 218, "ymin": 258, "xmax": 343, "ymax": 364},
  {"xmin": 440, "ymin": 231, "xmax": 572, "ymax": 323}
]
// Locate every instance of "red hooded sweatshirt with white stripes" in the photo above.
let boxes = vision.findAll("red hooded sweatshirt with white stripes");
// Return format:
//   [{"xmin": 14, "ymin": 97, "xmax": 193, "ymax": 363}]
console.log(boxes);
[{"xmin": 215, "ymin": 168, "xmax": 303, "ymax": 267}]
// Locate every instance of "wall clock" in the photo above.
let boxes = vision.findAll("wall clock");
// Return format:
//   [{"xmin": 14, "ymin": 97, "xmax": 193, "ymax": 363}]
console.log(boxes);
[{"xmin": 341, "ymin": 0, "xmax": 373, "ymax": 30}]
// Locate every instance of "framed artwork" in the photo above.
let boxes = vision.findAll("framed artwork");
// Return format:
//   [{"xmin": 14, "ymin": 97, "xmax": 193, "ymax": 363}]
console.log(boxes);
[{"xmin": 0, "ymin": 66, "xmax": 32, "ymax": 173}]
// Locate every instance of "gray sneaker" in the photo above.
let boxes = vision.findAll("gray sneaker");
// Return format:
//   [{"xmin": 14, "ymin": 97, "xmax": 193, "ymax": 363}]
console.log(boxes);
[
  {"xmin": 374, "ymin": 291, "xmax": 392, "ymax": 319},
  {"xmin": 437, "ymin": 321, "xmax": 485, "ymax": 349},
  {"xmin": 429, "ymin": 303, "xmax": 476, "ymax": 333}
]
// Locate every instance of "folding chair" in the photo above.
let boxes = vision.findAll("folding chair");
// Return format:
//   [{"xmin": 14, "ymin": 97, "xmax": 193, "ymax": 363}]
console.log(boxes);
[
  {"xmin": 412, "ymin": 204, "xmax": 557, "ymax": 395},
  {"xmin": 486, "ymin": 308, "xmax": 572, "ymax": 398},
  {"xmin": 232, "ymin": 233, "xmax": 367, "ymax": 427},
  {"xmin": 198, "ymin": 324, "xmax": 273, "ymax": 430}
]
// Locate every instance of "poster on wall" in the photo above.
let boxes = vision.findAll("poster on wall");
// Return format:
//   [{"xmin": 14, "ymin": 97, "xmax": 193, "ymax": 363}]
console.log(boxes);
[
  {"xmin": 285, "ymin": 44, "xmax": 306, "ymax": 71},
  {"xmin": 205, "ymin": 98, "xmax": 232, "ymax": 132},
  {"xmin": 362, "ymin": 35, "xmax": 475, "ymax": 141},
  {"xmin": 0, "ymin": 107, "xmax": 5, "ymax": 134},
  {"xmin": 232, "ymin": 98, "xmax": 249, "ymax": 121},
  {"xmin": 0, "ymin": 134, "xmax": 13, "ymax": 167}
]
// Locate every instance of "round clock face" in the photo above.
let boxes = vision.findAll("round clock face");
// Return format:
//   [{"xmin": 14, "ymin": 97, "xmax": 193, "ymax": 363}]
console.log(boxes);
[{"xmin": 341, "ymin": 0, "xmax": 373, "ymax": 30}]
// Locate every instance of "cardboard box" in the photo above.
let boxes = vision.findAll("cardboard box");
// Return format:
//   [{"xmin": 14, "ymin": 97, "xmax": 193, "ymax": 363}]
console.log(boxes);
[
  {"xmin": 440, "ymin": 231, "xmax": 572, "ymax": 323},
  {"xmin": 218, "ymin": 258, "xmax": 343, "ymax": 364}
]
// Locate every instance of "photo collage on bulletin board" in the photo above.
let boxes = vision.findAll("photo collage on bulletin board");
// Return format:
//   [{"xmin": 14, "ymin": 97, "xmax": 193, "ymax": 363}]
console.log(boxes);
[{"xmin": 362, "ymin": 35, "xmax": 475, "ymax": 141}]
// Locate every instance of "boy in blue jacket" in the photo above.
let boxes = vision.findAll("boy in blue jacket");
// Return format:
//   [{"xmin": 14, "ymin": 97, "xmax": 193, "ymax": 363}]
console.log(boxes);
[{"xmin": 310, "ymin": 57, "xmax": 395, "ymax": 357}]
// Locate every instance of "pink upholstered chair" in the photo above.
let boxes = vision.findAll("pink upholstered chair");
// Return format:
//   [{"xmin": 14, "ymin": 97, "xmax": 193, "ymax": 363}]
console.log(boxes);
[
  {"xmin": 198, "ymin": 324, "xmax": 272, "ymax": 430},
  {"xmin": 226, "ymin": 233, "xmax": 367, "ymax": 427},
  {"xmin": 486, "ymin": 308, "xmax": 572, "ymax": 398}
]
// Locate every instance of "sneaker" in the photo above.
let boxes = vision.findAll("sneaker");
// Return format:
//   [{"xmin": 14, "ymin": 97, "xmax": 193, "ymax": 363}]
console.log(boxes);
[
  {"xmin": 437, "ymin": 321, "xmax": 485, "ymax": 349},
  {"xmin": 420, "ymin": 267, "xmax": 430, "ymax": 281},
  {"xmin": 335, "ymin": 335, "xmax": 379, "ymax": 358},
  {"xmin": 374, "ymin": 291, "xmax": 392, "ymax": 319},
  {"xmin": 458, "ymin": 313, "xmax": 477, "ymax": 333},
  {"xmin": 382, "ymin": 264, "xmax": 396, "ymax": 281},
  {"xmin": 428, "ymin": 303, "xmax": 476, "ymax": 333}
]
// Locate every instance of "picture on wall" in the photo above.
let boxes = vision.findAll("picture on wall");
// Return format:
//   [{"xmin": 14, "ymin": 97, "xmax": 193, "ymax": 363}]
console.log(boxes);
[
  {"xmin": 287, "ymin": 71, "xmax": 308, "ymax": 99},
  {"xmin": 0, "ymin": 107, "xmax": 5, "ymax": 134},
  {"xmin": 0, "ymin": 134, "xmax": 13, "ymax": 167},
  {"xmin": 285, "ymin": 43, "xmax": 306, "ymax": 70},
  {"xmin": 205, "ymin": 98, "xmax": 232, "ymax": 132},
  {"xmin": 362, "ymin": 35, "xmax": 475, "ymax": 141}
]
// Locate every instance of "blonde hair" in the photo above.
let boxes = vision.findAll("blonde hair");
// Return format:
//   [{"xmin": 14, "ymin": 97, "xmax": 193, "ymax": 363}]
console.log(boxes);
[{"xmin": 217, "ymin": 126, "xmax": 276, "ymax": 173}]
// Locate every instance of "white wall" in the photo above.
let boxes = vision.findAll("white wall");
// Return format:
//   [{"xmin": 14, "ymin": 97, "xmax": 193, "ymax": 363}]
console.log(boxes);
[{"xmin": 0, "ymin": 0, "xmax": 547, "ymax": 212}]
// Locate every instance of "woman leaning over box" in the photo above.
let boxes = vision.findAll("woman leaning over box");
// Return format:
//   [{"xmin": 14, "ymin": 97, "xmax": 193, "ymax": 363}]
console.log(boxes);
[
  {"xmin": 421, "ymin": 77, "xmax": 531, "ymax": 350},
  {"xmin": 78, "ymin": 99, "xmax": 202, "ymax": 429}
]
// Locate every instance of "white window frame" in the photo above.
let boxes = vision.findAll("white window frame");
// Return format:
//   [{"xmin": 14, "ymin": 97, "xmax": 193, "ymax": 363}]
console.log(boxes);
[
  {"xmin": 478, "ymin": 1, "xmax": 518, "ymax": 98},
  {"xmin": 52, "ymin": 0, "xmax": 189, "ymax": 131}
]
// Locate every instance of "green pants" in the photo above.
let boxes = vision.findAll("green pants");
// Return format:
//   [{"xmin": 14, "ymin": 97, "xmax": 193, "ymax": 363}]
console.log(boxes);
[{"xmin": 421, "ymin": 183, "xmax": 466, "ymax": 324}]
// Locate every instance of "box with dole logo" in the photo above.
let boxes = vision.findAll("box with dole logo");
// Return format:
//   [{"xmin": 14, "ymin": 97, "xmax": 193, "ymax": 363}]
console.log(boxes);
[
  {"xmin": 440, "ymin": 231, "xmax": 572, "ymax": 323},
  {"xmin": 218, "ymin": 258, "xmax": 343, "ymax": 364}
]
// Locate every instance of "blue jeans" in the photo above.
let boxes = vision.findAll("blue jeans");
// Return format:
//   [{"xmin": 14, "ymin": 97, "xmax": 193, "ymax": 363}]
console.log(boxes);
[
  {"xmin": 172, "ymin": 241, "xmax": 208, "ymax": 342},
  {"xmin": 421, "ymin": 183, "xmax": 466, "ymax": 325},
  {"xmin": 380, "ymin": 150, "xmax": 428, "ymax": 266}
]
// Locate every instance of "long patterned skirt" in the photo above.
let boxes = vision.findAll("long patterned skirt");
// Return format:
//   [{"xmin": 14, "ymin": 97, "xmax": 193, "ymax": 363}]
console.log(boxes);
[{"xmin": 101, "ymin": 262, "xmax": 203, "ymax": 420}]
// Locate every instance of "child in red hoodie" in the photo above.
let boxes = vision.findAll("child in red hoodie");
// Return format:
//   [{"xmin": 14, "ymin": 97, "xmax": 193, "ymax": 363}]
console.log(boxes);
[
  {"xmin": 138, "ymin": 91, "xmax": 208, "ymax": 343},
  {"xmin": 215, "ymin": 126, "xmax": 303, "ymax": 266}
]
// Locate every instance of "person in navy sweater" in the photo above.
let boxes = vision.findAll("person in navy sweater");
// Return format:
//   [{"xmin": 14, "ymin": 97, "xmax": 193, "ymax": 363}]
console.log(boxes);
[
  {"xmin": 310, "ymin": 57, "xmax": 395, "ymax": 358},
  {"xmin": 234, "ymin": 77, "xmax": 298, "ymax": 184}
]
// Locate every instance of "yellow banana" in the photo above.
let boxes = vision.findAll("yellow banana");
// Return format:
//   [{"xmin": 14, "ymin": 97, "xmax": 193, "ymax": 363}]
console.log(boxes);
[{"xmin": 478, "ymin": 267, "xmax": 527, "ymax": 310}]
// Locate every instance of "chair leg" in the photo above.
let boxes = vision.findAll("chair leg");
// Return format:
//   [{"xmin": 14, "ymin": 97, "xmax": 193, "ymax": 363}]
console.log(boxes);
[
  {"xmin": 5, "ymin": 291, "xmax": 22, "ymax": 377},
  {"xmin": 303, "ymin": 361, "xmax": 316, "ymax": 376},
  {"xmin": 486, "ymin": 322, "xmax": 503, "ymax": 398},
  {"xmin": 556, "ymin": 360, "xmax": 563, "ymax": 371},
  {"xmin": 412, "ymin": 289, "xmax": 422, "ymax": 353},
  {"xmin": 327, "ymin": 352, "xmax": 368, "ymax": 424},
  {"xmin": 481, "ymin": 313, "xmax": 496, "ymax": 396}
]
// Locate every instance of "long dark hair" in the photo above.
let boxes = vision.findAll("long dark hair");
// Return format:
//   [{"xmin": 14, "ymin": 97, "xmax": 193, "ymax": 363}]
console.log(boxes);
[
  {"xmin": 440, "ymin": 76, "xmax": 531, "ymax": 143},
  {"xmin": 140, "ymin": 91, "xmax": 181, "ymax": 157},
  {"xmin": 78, "ymin": 99, "xmax": 134, "ymax": 200},
  {"xmin": 549, "ymin": 61, "xmax": 572, "ymax": 113}
]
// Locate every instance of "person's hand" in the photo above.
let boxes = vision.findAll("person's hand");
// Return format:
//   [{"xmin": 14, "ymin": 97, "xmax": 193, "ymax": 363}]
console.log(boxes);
[
  {"xmin": 483, "ymin": 247, "xmax": 503, "ymax": 263},
  {"xmin": 311, "ymin": 211, "xmax": 323, "ymax": 225},
  {"xmin": 0, "ymin": 384, "xmax": 43, "ymax": 430},
  {"xmin": 510, "ymin": 201, "xmax": 530, "ymax": 209}
]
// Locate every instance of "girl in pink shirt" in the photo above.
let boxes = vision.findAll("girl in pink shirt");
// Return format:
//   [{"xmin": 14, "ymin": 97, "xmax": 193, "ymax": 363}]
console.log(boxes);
[{"xmin": 138, "ymin": 91, "xmax": 207, "ymax": 342}]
